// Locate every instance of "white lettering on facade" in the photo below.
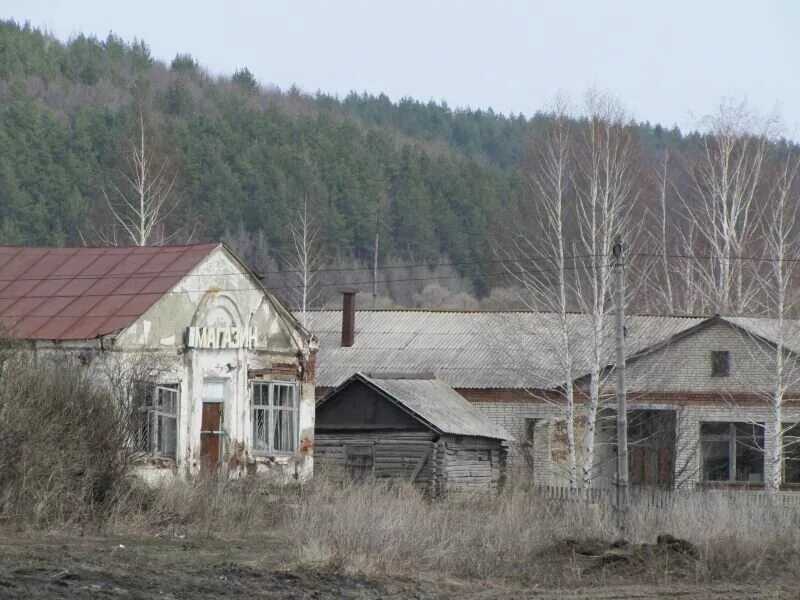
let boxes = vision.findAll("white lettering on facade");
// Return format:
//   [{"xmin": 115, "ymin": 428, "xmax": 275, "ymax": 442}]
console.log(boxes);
[{"xmin": 186, "ymin": 326, "xmax": 258, "ymax": 349}]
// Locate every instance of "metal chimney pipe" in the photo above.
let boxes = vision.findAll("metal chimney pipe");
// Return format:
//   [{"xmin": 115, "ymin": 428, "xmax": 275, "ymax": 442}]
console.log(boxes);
[{"xmin": 341, "ymin": 289, "xmax": 357, "ymax": 347}]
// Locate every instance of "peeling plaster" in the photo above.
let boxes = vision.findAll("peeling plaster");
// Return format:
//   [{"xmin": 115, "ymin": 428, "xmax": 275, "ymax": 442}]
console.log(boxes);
[{"xmin": 37, "ymin": 245, "xmax": 316, "ymax": 483}]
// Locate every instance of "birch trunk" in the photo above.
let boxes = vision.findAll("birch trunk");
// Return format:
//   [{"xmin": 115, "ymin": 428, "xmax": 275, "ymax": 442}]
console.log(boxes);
[
  {"xmin": 96, "ymin": 110, "xmax": 181, "ymax": 247},
  {"xmin": 502, "ymin": 100, "xmax": 579, "ymax": 487}
]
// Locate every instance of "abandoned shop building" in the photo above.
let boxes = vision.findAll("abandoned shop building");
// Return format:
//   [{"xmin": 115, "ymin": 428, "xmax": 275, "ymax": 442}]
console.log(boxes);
[
  {"xmin": 315, "ymin": 372, "xmax": 511, "ymax": 494},
  {"xmin": 0, "ymin": 243, "xmax": 317, "ymax": 481},
  {"xmin": 306, "ymin": 300, "xmax": 800, "ymax": 491}
]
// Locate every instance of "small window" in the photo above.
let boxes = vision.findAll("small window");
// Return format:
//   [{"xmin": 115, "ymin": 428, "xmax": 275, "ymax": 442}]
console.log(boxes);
[
  {"xmin": 137, "ymin": 384, "xmax": 179, "ymax": 459},
  {"xmin": 523, "ymin": 418, "xmax": 537, "ymax": 446},
  {"xmin": 711, "ymin": 351, "xmax": 730, "ymax": 377},
  {"xmin": 344, "ymin": 444, "xmax": 374, "ymax": 481},
  {"xmin": 202, "ymin": 380, "xmax": 225, "ymax": 402},
  {"xmin": 700, "ymin": 421, "xmax": 764, "ymax": 483},
  {"xmin": 252, "ymin": 382, "xmax": 298, "ymax": 454}
]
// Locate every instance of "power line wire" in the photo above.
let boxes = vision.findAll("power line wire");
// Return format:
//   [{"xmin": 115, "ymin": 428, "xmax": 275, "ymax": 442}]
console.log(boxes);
[
  {"xmin": 0, "ymin": 253, "xmax": 605, "ymax": 283},
  {"xmin": 631, "ymin": 252, "xmax": 800, "ymax": 264},
  {"xmin": 0, "ymin": 261, "xmax": 608, "ymax": 300}
]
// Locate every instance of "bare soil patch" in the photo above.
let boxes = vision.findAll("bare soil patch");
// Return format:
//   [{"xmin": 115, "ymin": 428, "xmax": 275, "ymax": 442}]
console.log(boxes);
[{"xmin": 0, "ymin": 535, "xmax": 793, "ymax": 599}]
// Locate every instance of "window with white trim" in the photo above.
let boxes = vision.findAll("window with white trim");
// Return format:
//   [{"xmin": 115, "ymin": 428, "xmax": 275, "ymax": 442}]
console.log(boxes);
[
  {"xmin": 137, "ymin": 384, "xmax": 179, "ymax": 459},
  {"xmin": 252, "ymin": 382, "xmax": 298, "ymax": 453}
]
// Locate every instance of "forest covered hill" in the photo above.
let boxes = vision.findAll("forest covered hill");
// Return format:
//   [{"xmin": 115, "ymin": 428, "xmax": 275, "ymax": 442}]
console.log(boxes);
[{"xmin": 0, "ymin": 20, "xmax": 746, "ymax": 306}]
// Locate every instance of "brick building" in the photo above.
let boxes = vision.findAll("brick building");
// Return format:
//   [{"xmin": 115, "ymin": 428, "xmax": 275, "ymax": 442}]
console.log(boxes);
[{"xmin": 306, "ymin": 305, "xmax": 800, "ymax": 490}]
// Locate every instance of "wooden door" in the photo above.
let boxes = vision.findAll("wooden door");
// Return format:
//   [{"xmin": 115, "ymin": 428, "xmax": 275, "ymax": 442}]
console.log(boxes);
[{"xmin": 200, "ymin": 402, "xmax": 223, "ymax": 473}]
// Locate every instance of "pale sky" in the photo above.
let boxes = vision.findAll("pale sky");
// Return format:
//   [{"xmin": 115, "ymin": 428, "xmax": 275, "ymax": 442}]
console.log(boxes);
[{"xmin": 3, "ymin": 0, "xmax": 799, "ymax": 133}]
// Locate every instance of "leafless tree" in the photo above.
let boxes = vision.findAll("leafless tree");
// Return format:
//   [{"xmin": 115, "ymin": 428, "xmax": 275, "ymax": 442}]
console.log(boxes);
[
  {"xmin": 572, "ymin": 91, "xmax": 638, "ymax": 489},
  {"xmin": 677, "ymin": 101, "xmax": 776, "ymax": 313},
  {"xmin": 752, "ymin": 148, "xmax": 800, "ymax": 492},
  {"xmin": 285, "ymin": 196, "xmax": 322, "ymax": 329},
  {"xmin": 500, "ymin": 92, "xmax": 639, "ymax": 489},
  {"xmin": 94, "ymin": 110, "xmax": 182, "ymax": 246},
  {"xmin": 657, "ymin": 149, "xmax": 674, "ymax": 312},
  {"xmin": 502, "ymin": 99, "xmax": 580, "ymax": 487},
  {"xmin": 98, "ymin": 351, "xmax": 173, "ymax": 457}
]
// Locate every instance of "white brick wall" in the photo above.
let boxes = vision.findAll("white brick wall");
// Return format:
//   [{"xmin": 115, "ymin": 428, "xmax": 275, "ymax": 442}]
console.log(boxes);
[
  {"xmin": 472, "ymin": 401, "xmax": 615, "ymax": 487},
  {"xmin": 469, "ymin": 321, "xmax": 800, "ymax": 490},
  {"xmin": 625, "ymin": 321, "xmax": 800, "ymax": 393},
  {"xmin": 673, "ymin": 404, "xmax": 800, "ymax": 489}
]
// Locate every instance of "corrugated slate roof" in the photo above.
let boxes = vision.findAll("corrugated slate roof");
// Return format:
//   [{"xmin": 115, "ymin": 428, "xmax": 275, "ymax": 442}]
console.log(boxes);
[
  {"xmin": 305, "ymin": 310, "xmax": 708, "ymax": 389},
  {"xmin": 722, "ymin": 316, "xmax": 800, "ymax": 356},
  {"xmin": 336, "ymin": 373, "xmax": 511, "ymax": 440},
  {"xmin": 0, "ymin": 244, "xmax": 219, "ymax": 340}
]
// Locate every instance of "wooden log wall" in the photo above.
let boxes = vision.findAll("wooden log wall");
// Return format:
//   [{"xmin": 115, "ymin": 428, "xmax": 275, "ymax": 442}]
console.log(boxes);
[
  {"xmin": 315, "ymin": 432, "xmax": 437, "ymax": 490},
  {"xmin": 440, "ymin": 436, "xmax": 507, "ymax": 493}
]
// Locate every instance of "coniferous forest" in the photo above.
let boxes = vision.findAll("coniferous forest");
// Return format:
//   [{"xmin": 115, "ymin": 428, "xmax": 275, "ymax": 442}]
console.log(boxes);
[{"xmin": 0, "ymin": 20, "xmax": 774, "ymax": 307}]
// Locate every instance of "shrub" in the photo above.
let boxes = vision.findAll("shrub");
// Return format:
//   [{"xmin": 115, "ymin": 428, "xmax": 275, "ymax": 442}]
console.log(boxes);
[{"xmin": 0, "ymin": 352, "xmax": 134, "ymax": 528}]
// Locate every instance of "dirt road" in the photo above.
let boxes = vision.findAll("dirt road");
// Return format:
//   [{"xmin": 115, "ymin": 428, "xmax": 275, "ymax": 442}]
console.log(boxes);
[{"xmin": 0, "ymin": 536, "xmax": 792, "ymax": 599}]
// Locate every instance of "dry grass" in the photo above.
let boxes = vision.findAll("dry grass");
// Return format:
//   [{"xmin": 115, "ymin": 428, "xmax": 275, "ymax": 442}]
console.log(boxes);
[
  {"xmin": 103, "ymin": 476, "xmax": 800, "ymax": 586},
  {"xmin": 622, "ymin": 492, "xmax": 800, "ymax": 580},
  {"xmin": 2, "ymin": 352, "xmax": 798, "ymax": 586}
]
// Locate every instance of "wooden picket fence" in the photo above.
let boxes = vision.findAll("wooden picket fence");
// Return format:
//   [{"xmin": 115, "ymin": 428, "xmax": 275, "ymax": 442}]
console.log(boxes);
[{"xmin": 535, "ymin": 484, "xmax": 800, "ymax": 510}]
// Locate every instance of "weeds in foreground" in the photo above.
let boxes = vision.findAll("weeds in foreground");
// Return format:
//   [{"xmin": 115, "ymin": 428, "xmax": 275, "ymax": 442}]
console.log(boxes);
[{"xmin": 102, "ymin": 476, "xmax": 800, "ymax": 585}]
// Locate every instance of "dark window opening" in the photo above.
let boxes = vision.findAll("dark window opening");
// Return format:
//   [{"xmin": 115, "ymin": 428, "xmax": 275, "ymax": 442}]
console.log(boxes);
[
  {"xmin": 523, "ymin": 418, "xmax": 537, "ymax": 446},
  {"xmin": 700, "ymin": 421, "xmax": 763, "ymax": 483},
  {"xmin": 628, "ymin": 409, "xmax": 676, "ymax": 487},
  {"xmin": 711, "ymin": 351, "xmax": 731, "ymax": 377},
  {"xmin": 783, "ymin": 423, "xmax": 800, "ymax": 484},
  {"xmin": 522, "ymin": 418, "xmax": 539, "ymax": 476}
]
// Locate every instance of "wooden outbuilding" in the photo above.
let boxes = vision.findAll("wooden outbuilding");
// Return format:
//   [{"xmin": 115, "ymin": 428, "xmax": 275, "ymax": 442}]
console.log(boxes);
[{"xmin": 315, "ymin": 372, "xmax": 511, "ymax": 495}]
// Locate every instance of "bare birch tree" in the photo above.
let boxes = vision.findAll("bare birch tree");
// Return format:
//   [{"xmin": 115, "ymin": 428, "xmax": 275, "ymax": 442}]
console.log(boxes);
[
  {"xmin": 573, "ymin": 91, "xmax": 638, "ymax": 489},
  {"xmin": 286, "ymin": 196, "xmax": 322, "ymax": 329},
  {"xmin": 95, "ymin": 110, "xmax": 181, "ymax": 246},
  {"xmin": 501, "ymin": 92, "xmax": 638, "ymax": 489},
  {"xmin": 756, "ymin": 149, "xmax": 800, "ymax": 492},
  {"xmin": 502, "ymin": 100, "xmax": 580, "ymax": 487},
  {"xmin": 657, "ymin": 149, "xmax": 674, "ymax": 312},
  {"xmin": 677, "ymin": 101, "xmax": 774, "ymax": 313}
]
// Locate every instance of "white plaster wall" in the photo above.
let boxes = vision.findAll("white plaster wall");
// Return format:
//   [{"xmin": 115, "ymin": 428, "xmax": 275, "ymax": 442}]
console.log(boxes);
[{"xmin": 33, "ymin": 246, "xmax": 315, "ymax": 482}]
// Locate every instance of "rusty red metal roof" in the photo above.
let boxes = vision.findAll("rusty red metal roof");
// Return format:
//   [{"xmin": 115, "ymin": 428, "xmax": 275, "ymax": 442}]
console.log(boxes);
[{"xmin": 0, "ymin": 244, "xmax": 220, "ymax": 340}]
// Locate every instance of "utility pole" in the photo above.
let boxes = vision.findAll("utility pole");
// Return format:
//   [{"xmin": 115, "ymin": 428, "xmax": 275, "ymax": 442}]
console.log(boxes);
[
  {"xmin": 372, "ymin": 212, "xmax": 379, "ymax": 309},
  {"xmin": 613, "ymin": 236, "xmax": 629, "ymax": 518}
]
